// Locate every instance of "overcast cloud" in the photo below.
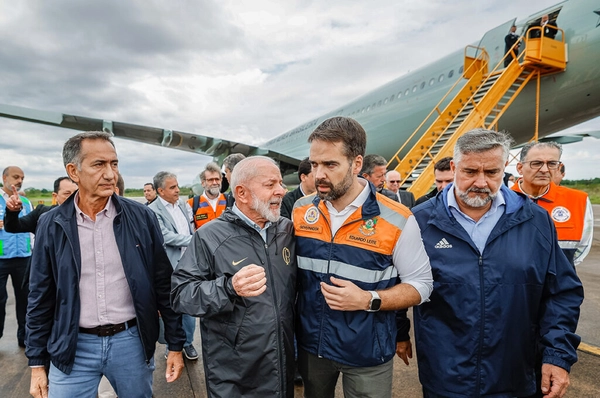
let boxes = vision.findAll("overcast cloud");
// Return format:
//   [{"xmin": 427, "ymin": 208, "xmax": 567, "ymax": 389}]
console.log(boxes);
[{"xmin": 1, "ymin": 0, "xmax": 599, "ymax": 190}]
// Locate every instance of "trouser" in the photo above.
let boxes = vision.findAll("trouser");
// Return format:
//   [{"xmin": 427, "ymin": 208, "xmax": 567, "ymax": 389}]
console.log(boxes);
[
  {"xmin": 182, "ymin": 314, "xmax": 196, "ymax": 347},
  {"xmin": 298, "ymin": 348, "xmax": 393, "ymax": 398},
  {"xmin": 0, "ymin": 257, "xmax": 29, "ymax": 342},
  {"xmin": 48, "ymin": 325, "xmax": 154, "ymax": 398}
]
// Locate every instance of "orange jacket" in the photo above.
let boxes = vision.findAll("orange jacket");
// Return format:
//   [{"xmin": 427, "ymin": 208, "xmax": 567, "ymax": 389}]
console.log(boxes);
[
  {"xmin": 511, "ymin": 181, "xmax": 587, "ymax": 242},
  {"xmin": 188, "ymin": 194, "xmax": 227, "ymax": 230}
]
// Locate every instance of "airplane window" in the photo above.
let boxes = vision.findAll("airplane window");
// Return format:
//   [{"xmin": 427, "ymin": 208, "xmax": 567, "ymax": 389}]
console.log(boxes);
[
  {"xmin": 439, "ymin": 74, "xmax": 444, "ymax": 82},
  {"xmin": 448, "ymin": 70, "xmax": 454, "ymax": 78},
  {"xmin": 384, "ymin": 98, "xmax": 388, "ymax": 104},
  {"xmin": 362, "ymin": 108, "xmax": 365, "ymax": 113},
  {"xmin": 397, "ymin": 92, "xmax": 402, "ymax": 99},
  {"xmin": 430, "ymin": 78, "xmax": 435, "ymax": 86},
  {"xmin": 367, "ymin": 106, "xmax": 370, "ymax": 112},
  {"xmin": 405, "ymin": 88, "xmax": 410, "ymax": 96},
  {"xmin": 459, "ymin": 65, "xmax": 464, "ymax": 74},
  {"xmin": 420, "ymin": 82, "xmax": 425, "ymax": 89},
  {"xmin": 412, "ymin": 85, "xmax": 417, "ymax": 93}
]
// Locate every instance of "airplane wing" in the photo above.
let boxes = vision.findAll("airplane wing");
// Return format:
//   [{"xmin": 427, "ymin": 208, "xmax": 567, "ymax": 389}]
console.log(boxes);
[
  {"xmin": 539, "ymin": 131, "xmax": 600, "ymax": 144},
  {"xmin": 0, "ymin": 103, "xmax": 301, "ymax": 174}
]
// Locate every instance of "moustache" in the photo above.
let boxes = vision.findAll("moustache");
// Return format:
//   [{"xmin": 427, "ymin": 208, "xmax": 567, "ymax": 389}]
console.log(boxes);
[
  {"xmin": 315, "ymin": 179, "xmax": 333, "ymax": 188},
  {"xmin": 467, "ymin": 187, "xmax": 492, "ymax": 194}
]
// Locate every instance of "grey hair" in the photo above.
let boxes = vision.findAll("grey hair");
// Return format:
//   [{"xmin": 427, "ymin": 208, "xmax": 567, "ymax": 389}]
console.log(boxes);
[
  {"xmin": 453, "ymin": 128, "xmax": 514, "ymax": 163},
  {"xmin": 519, "ymin": 141, "xmax": 562, "ymax": 162},
  {"xmin": 62, "ymin": 131, "xmax": 115, "ymax": 168},
  {"xmin": 361, "ymin": 154, "xmax": 387, "ymax": 176},
  {"xmin": 153, "ymin": 171, "xmax": 177, "ymax": 191},
  {"xmin": 200, "ymin": 162, "xmax": 222, "ymax": 181},
  {"xmin": 223, "ymin": 153, "xmax": 246, "ymax": 172},
  {"xmin": 230, "ymin": 156, "xmax": 278, "ymax": 198}
]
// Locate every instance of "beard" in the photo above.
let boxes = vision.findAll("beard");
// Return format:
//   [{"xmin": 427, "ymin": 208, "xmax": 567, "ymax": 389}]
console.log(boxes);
[
  {"xmin": 315, "ymin": 165, "xmax": 354, "ymax": 202},
  {"xmin": 205, "ymin": 185, "xmax": 221, "ymax": 197},
  {"xmin": 251, "ymin": 193, "xmax": 282, "ymax": 222},
  {"xmin": 456, "ymin": 186, "xmax": 497, "ymax": 208}
]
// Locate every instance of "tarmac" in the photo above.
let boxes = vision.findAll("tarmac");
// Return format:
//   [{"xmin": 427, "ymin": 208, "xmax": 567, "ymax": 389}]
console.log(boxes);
[{"xmin": 1, "ymin": 206, "xmax": 599, "ymax": 397}]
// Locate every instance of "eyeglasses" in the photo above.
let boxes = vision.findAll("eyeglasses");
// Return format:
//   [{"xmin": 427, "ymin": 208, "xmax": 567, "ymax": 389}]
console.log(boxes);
[
  {"xmin": 524, "ymin": 160, "xmax": 562, "ymax": 170},
  {"xmin": 388, "ymin": 180, "xmax": 401, "ymax": 184}
]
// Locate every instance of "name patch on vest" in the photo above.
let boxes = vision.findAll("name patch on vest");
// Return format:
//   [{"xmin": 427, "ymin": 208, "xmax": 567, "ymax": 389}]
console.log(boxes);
[
  {"xmin": 348, "ymin": 234, "xmax": 380, "ymax": 247},
  {"xmin": 196, "ymin": 214, "xmax": 209, "ymax": 221},
  {"xmin": 298, "ymin": 224, "xmax": 322, "ymax": 233},
  {"xmin": 551, "ymin": 206, "xmax": 571, "ymax": 223}
]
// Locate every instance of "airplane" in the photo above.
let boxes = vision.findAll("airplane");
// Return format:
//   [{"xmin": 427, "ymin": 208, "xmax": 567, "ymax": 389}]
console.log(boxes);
[{"xmin": 1, "ymin": 0, "xmax": 600, "ymax": 190}]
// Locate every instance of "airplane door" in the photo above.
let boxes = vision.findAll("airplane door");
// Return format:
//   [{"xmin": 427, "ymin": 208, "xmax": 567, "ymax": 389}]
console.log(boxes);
[{"xmin": 476, "ymin": 18, "xmax": 517, "ymax": 68}]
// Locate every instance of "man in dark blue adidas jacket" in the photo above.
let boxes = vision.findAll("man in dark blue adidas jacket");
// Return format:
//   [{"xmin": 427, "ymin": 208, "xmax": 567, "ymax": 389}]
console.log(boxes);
[{"xmin": 412, "ymin": 129, "xmax": 583, "ymax": 398}]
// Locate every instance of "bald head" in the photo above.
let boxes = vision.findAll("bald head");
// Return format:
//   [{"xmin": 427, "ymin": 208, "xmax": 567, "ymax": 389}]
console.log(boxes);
[
  {"xmin": 2, "ymin": 166, "xmax": 25, "ymax": 194},
  {"xmin": 385, "ymin": 170, "xmax": 402, "ymax": 194}
]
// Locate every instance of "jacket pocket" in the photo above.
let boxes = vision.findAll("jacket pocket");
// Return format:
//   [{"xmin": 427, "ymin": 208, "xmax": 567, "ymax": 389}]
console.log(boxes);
[{"xmin": 224, "ymin": 304, "xmax": 248, "ymax": 348}]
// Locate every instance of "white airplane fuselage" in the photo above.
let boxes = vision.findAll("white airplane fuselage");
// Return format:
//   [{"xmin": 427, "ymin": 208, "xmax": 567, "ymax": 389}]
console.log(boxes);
[{"xmin": 266, "ymin": 0, "xmax": 600, "ymax": 162}]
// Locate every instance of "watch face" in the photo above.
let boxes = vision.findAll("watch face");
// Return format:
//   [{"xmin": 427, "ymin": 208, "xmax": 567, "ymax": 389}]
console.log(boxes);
[{"xmin": 370, "ymin": 298, "xmax": 382, "ymax": 311}]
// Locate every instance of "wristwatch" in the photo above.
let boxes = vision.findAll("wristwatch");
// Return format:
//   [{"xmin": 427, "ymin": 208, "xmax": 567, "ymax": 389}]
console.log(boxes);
[{"xmin": 366, "ymin": 291, "xmax": 381, "ymax": 312}]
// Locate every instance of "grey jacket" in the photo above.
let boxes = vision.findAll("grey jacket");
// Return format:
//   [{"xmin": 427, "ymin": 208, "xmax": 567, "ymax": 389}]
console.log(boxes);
[
  {"xmin": 171, "ymin": 209, "xmax": 296, "ymax": 398},
  {"xmin": 149, "ymin": 198, "xmax": 193, "ymax": 268}
]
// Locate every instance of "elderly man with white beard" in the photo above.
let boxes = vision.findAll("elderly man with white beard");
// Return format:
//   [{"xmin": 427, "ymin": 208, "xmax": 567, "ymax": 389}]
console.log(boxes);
[{"xmin": 171, "ymin": 156, "xmax": 297, "ymax": 398}]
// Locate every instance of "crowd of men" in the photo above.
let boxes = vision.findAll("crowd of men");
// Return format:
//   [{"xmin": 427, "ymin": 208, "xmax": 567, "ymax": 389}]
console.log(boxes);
[{"xmin": 0, "ymin": 117, "xmax": 591, "ymax": 398}]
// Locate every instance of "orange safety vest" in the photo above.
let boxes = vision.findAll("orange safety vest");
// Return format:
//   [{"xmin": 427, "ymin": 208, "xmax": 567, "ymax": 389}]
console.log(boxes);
[
  {"xmin": 511, "ymin": 180, "xmax": 587, "ymax": 242},
  {"xmin": 188, "ymin": 194, "xmax": 227, "ymax": 230}
]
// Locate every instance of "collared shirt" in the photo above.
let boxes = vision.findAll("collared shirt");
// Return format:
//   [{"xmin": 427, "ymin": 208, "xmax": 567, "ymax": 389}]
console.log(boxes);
[
  {"xmin": 231, "ymin": 204, "xmax": 272, "ymax": 242},
  {"xmin": 159, "ymin": 196, "xmax": 192, "ymax": 257},
  {"xmin": 324, "ymin": 179, "xmax": 432, "ymax": 303},
  {"xmin": 74, "ymin": 194, "xmax": 136, "ymax": 328},
  {"xmin": 159, "ymin": 196, "xmax": 191, "ymax": 235},
  {"xmin": 447, "ymin": 185, "xmax": 506, "ymax": 254},
  {"xmin": 202, "ymin": 192, "xmax": 220, "ymax": 212}
]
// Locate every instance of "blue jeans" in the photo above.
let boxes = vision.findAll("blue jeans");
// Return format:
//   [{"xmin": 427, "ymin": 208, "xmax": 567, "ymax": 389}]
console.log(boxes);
[
  {"xmin": 48, "ymin": 325, "xmax": 155, "ymax": 398},
  {"xmin": 182, "ymin": 314, "xmax": 196, "ymax": 347}
]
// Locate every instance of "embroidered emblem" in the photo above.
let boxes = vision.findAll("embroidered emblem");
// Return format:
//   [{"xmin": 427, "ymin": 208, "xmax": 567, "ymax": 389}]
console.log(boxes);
[
  {"xmin": 358, "ymin": 218, "xmax": 378, "ymax": 236},
  {"xmin": 304, "ymin": 206, "xmax": 319, "ymax": 224},
  {"xmin": 282, "ymin": 247, "xmax": 291, "ymax": 265},
  {"xmin": 551, "ymin": 206, "xmax": 571, "ymax": 223}
]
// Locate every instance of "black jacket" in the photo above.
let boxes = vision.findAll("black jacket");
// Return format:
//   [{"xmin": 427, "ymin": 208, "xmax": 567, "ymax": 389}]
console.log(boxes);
[
  {"xmin": 4, "ymin": 204, "xmax": 56, "ymax": 233},
  {"xmin": 26, "ymin": 193, "xmax": 185, "ymax": 373},
  {"xmin": 171, "ymin": 209, "xmax": 297, "ymax": 397},
  {"xmin": 281, "ymin": 186, "xmax": 304, "ymax": 219},
  {"xmin": 415, "ymin": 188, "xmax": 439, "ymax": 207}
]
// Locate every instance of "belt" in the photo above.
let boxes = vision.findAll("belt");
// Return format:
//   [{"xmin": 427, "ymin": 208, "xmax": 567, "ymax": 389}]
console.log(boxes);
[{"xmin": 79, "ymin": 318, "xmax": 137, "ymax": 337}]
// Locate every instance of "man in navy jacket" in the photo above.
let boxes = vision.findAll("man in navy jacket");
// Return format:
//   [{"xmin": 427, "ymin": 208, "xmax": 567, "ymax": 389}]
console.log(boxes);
[
  {"xmin": 412, "ymin": 129, "xmax": 583, "ymax": 398},
  {"xmin": 26, "ymin": 132, "xmax": 185, "ymax": 398}
]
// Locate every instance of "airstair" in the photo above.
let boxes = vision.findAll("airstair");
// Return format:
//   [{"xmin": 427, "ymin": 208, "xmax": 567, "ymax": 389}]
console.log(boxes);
[{"xmin": 387, "ymin": 26, "xmax": 567, "ymax": 198}]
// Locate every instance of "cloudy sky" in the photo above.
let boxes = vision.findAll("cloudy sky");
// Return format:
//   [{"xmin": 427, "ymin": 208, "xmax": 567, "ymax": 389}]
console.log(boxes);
[{"xmin": 1, "ymin": 0, "xmax": 599, "ymax": 190}]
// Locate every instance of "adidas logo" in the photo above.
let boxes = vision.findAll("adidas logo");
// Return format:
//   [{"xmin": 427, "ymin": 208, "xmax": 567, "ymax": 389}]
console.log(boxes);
[{"xmin": 434, "ymin": 238, "xmax": 452, "ymax": 249}]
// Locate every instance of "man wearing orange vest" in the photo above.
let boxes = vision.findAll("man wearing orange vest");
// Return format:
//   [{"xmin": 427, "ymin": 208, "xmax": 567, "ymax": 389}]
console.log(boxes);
[
  {"xmin": 512, "ymin": 141, "xmax": 593, "ymax": 266},
  {"xmin": 188, "ymin": 162, "xmax": 227, "ymax": 230}
]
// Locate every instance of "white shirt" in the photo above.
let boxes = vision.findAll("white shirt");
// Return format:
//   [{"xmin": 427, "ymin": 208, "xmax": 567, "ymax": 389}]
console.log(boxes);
[
  {"xmin": 202, "ymin": 192, "xmax": 220, "ymax": 212},
  {"xmin": 159, "ymin": 196, "xmax": 192, "ymax": 257}
]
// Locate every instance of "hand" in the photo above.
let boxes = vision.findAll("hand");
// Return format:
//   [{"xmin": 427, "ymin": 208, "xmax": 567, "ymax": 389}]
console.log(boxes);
[
  {"xmin": 0, "ymin": 220, "xmax": 3, "ymax": 230},
  {"xmin": 29, "ymin": 367, "xmax": 49, "ymax": 398},
  {"xmin": 232, "ymin": 264, "xmax": 266, "ymax": 297},
  {"xmin": 6, "ymin": 185, "xmax": 23, "ymax": 212},
  {"xmin": 396, "ymin": 340, "xmax": 413, "ymax": 366},
  {"xmin": 541, "ymin": 363, "xmax": 570, "ymax": 398},
  {"xmin": 165, "ymin": 350, "xmax": 185, "ymax": 383},
  {"xmin": 320, "ymin": 276, "xmax": 371, "ymax": 311}
]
